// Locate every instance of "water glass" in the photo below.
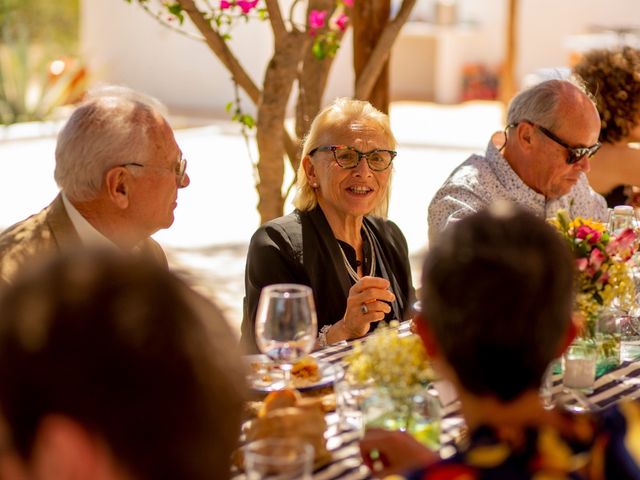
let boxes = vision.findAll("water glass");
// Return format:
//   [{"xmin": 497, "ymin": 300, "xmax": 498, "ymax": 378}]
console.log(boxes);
[
  {"xmin": 244, "ymin": 438, "xmax": 314, "ymax": 480},
  {"xmin": 562, "ymin": 341, "xmax": 597, "ymax": 393},
  {"xmin": 334, "ymin": 367, "xmax": 377, "ymax": 434},
  {"xmin": 620, "ymin": 312, "xmax": 640, "ymax": 362},
  {"xmin": 255, "ymin": 284, "xmax": 318, "ymax": 385}
]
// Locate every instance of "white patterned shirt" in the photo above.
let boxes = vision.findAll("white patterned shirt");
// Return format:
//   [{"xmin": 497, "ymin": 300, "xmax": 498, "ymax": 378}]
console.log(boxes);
[{"xmin": 428, "ymin": 138, "xmax": 609, "ymax": 244}]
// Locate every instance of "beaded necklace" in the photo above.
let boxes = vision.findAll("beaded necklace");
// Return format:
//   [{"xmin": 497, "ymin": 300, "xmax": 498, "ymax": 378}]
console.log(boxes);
[{"xmin": 338, "ymin": 224, "xmax": 376, "ymax": 283}]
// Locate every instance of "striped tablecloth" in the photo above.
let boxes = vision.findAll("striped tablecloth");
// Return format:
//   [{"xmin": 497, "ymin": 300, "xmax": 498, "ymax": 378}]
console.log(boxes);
[{"xmin": 238, "ymin": 321, "xmax": 640, "ymax": 479}]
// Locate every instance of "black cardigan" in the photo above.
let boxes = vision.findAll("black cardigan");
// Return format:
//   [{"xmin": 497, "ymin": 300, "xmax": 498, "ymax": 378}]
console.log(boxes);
[{"xmin": 241, "ymin": 206, "xmax": 415, "ymax": 352}]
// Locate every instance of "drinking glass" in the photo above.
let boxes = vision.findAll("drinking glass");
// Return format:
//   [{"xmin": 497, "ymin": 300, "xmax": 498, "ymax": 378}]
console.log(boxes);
[
  {"xmin": 562, "ymin": 341, "xmax": 597, "ymax": 394},
  {"xmin": 255, "ymin": 284, "xmax": 318, "ymax": 385},
  {"xmin": 244, "ymin": 438, "xmax": 314, "ymax": 480}
]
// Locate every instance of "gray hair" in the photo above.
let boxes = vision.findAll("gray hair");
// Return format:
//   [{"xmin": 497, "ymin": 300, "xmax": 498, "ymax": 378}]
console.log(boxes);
[
  {"xmin": 506, "ymin": 79, "xmax": 592, "ymax": 130},
  {"xmin": 54, "ymin": 86, "xmax": 168, "ymax": 201},
  {"xmin": 293, "ymin": 97, "xmax": 396, "ymax": 217}
]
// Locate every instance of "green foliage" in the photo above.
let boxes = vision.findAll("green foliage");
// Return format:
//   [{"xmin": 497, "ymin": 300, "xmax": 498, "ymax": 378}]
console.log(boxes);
[{"xmin": 0, "ymin": 0, "xmax": 83, "ymax": 124}]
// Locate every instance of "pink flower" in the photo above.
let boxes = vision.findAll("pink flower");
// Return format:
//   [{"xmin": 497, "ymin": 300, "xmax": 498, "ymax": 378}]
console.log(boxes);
[
  {"xmin": 220, "ymin": 0, "xmax": 232, "ymax": 9},
  {"xmin": 575, "ymin": 224, "xmax": 601, "ymax": 244},
  {"xmin": 237, "ymin": 0, "xmax": 258, "ymax": 13},
  {"xmin": 588, "ymin": 248, "xmax": 606, "ymax": 272},
  {"xmin": 309, "ymin": 9, "xmax": 328, "ymax": 30},
  {"xmin": 576, "ymin": 258, "xmax": 588, "ymax": 272},
  {"xmin": 607, "ymin": 228, "xmax": 637, "ymax": 256},
  {"xmin": 343, "ymin": 0, "xmax": 354, "ymax": 6},
  {"xmin": 334, "ymin": 13, "xmax": 349, "ymax": 31}
]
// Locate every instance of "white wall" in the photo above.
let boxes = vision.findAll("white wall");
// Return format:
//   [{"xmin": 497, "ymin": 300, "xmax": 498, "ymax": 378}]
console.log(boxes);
[{"xmin": 81, "ymin": 0, "xmax": 640, "ymax": 112}]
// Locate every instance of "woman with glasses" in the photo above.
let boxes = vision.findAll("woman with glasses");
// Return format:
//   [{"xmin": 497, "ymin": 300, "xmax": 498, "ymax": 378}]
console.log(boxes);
[
  {"xmin": 574, "ymin": 47, "xmax": 640, "ymax": 208},
  {"xmin": 241, "ymin": 98, "xmax": 415, "ymax": 351}
]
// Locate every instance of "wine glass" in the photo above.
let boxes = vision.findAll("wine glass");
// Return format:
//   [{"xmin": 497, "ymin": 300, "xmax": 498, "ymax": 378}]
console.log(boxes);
[{"xmin": 255, "ymin": 284, "xmax": 318, "ymax": 386}]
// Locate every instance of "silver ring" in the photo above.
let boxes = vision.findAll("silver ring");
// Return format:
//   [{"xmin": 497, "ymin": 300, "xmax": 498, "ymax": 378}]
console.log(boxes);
[{"xmin": 360, "ymin": 303, "xmax": 368, "ymax": 315}]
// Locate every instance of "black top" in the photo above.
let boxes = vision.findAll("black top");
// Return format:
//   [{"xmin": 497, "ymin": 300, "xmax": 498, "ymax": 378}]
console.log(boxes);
[{"xmin": 241, "ymin": 206, "xmax": 415, "ymax": 353}]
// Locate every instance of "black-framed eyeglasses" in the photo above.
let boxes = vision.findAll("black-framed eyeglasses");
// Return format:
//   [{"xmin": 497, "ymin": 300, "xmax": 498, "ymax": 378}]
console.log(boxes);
[
  {"xmin": 121, "ymin": 152, "xmax": 188, "ymax": 185},
  {"xmin": 509, "ymin": 122, "xmax": 601, "ymax": 165},
  {"xmin": 308, "ymin": 145, "xmax": 396, "ymax": 171}
]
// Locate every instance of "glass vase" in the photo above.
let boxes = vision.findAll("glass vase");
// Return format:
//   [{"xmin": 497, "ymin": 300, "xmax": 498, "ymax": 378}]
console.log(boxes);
[
  {"xmin": 363, "ymin": 385, "xmax": 441, "ymax": 451},
  {"xmin": 580, "ymin": 308, "xmax": 621, "ymax": 376},
  {"xmin": 594, "ymin": 309, "xmax": 621, "ymax": 376}
]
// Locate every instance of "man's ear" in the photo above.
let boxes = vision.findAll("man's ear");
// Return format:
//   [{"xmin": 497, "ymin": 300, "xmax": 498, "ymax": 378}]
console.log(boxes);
[
  {"xmin": 104, "ymin": 167, "xmax": 130, "ymax": 209},
  {"xmin": 414, "ymin": 313, "xmax": 440, "ymax": 359},
  {"xmin": 517, "ymin": 122, "xmax": 535, "ymax": 149}
]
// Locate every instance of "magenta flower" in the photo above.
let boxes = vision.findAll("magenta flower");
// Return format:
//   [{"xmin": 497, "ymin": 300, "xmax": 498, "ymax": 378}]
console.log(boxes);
[
  {"xmin": 343, "ymin": 0, "xmax": 354, "ymax": 6},
  {"xmin": 575, "ymin": 224, "xmax": 601, "ymax": 244},
  {"xmin": 309, "ymin": 9, "xmax": 328, "ymax": 30},
  {"xmin": 334, "ymin": 13, "xmax": 349, "ymax": 31},
  {"xmin": 237, "ymin": 0, "xmax": 258, "ymax": 14},
  {"xmin": 220, "ymin": 0, "xmax": 232, "ymax": 9},
  {"xmin": 606, "ymin": 228, "xmax": 637, "ymax": 259}
]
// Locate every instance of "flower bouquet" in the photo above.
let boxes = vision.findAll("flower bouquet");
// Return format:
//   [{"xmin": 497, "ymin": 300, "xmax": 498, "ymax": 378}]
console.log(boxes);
[
  {"xmin": 551, "ymin": 210, "xmax": 638, "ymax": 373},
  {"xmin": 345, "ymin": 321, "xmax": 439, "ymax": 448}
]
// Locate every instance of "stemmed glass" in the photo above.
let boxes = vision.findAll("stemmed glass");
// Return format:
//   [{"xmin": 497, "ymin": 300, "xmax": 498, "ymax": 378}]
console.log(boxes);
[{"xmin": 255, "ymin": 284, "xmax": 318, "ymax": 386}]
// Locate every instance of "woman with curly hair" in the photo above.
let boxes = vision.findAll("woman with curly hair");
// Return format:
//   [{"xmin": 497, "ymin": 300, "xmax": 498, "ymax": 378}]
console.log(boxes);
[{"xmin": 573, "ymin": 46, "xmax": 640, "ymax": 207}]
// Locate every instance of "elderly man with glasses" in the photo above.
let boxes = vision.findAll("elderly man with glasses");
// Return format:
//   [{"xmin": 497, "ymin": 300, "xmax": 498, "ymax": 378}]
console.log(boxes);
[
  {"xmin": 0, "ymin": 86, "xmax": 190, "ymax": 285},
  {"xmin": 428, "ymin": 79, "xmax": 608, "ymax": 244}
]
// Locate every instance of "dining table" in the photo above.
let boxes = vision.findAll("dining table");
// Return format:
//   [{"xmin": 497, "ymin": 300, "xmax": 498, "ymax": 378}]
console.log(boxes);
[{"xmin": 235, "ymin": 321, "xmax": 640, "ymax": 479}]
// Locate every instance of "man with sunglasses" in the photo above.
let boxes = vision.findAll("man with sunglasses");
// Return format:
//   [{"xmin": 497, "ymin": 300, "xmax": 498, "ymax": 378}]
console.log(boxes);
[
  {"xmin": 428, "ymin": 79, "xmax": 608, "ymax": 243},
  {"xmin": 0, "ymin": 86, "xmax": 190, "ymax": 285}
]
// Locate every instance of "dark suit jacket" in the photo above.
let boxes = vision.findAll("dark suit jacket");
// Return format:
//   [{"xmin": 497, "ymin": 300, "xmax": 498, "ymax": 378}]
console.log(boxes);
[
  {"xmin": 0, "ymin": 194, "xmax": 167, "ymax": 286},
  {"xmin": 241, "ymin": 206, "xmax": 415, "ymax": 352}
]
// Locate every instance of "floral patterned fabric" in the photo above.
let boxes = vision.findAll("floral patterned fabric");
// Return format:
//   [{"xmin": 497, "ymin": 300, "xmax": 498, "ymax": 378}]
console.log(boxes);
[
  {"xmin": 403, "ymin": 401, "xmax": 640, "ymax": 479},
  {"xmin": 427, "ymin": 137, "xmax": 609, "ymax": 245}
]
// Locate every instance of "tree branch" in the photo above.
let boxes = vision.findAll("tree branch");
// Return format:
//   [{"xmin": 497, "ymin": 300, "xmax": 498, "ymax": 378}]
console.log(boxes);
[
  {"xmin": 176, "ymin": 0, "xmax": 262, "ymax": 104},
  {"xmin": 354, "ymin": 0, "xmax": 417, "ymax": 100},
  {"xmin": 265, "ymin": 0, "xmax": 287, "ymax": 45}
]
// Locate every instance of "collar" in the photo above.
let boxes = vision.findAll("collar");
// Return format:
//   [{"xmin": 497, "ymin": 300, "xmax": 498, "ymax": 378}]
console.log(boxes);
[
  {"xmin": 61, "ymin": 193, "xmax": 120, "ymax": 250},
  {"xmin": 485, "ymin": 138, "xmax": 546, "ymax": 207}
]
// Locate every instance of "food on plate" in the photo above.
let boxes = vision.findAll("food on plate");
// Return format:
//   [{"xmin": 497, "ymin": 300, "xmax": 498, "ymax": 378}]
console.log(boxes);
[
  {"xmin": 291, "ymin": 357, "xmax": 320, "ymax": 385},
  {"xmin": 243, "ymin": 389, "xmax": 331, "ymax": 467}
]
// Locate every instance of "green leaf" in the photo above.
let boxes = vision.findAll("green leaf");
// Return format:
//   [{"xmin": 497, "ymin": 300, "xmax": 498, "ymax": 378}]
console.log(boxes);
[
  {"xmin": 225, "ymin": 101, "xmax": 234, "ymax": 113},
  {"xmin": 166, "ymin": 3, "xmax": 185, "ymax": 24},
  {"xmin": 312, "ymin": 40, "xmax": 326, "ymax": 60},
  {"xmin": 241, "ymin": 114, "xmax": 255, "ymax": 129},
  {"xmin": 222, "ymin": 33, "xmax": 232, "ymax": 41}
]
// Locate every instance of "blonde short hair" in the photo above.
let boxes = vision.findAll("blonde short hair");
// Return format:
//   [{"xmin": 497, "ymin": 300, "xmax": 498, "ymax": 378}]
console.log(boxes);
[{"xmin": 293, "ymin": 98, "xmax": 396, "ymax": 217}]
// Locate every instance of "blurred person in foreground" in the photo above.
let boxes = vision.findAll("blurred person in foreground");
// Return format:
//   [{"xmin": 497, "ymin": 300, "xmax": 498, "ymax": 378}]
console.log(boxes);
[
  {"xmin": 574, "ymin": 46, "xmax": 640, "ymax": 207},
  {"xmin": 0, "ymin": 85, "xmax": 191, "ymax": 285},
  {"xmin": 361, "ymin": 202, "xmax": 640, "ymax": 479},
  {"xmin": 428, "ymin": 79, "xmax": 608, "ymax": 244},
  {"xmin": 0, "ymin": 251, "xmax": 246, "ymax": 480},
  {"xmin": 242, "ymin": 98, "xmax": 415, "ymax": 351}
]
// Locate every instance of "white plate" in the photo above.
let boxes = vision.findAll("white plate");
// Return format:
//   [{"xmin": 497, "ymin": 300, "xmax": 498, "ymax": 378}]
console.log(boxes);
[{"xmin": 244, "ymin": 354, "xmax": 338, "ymax": 393}]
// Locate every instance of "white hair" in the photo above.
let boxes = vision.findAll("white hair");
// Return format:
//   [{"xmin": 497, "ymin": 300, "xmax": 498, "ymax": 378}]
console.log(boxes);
[{"xmin": 54, "ymin": 85, "xmax": 169, "ymax": 201}]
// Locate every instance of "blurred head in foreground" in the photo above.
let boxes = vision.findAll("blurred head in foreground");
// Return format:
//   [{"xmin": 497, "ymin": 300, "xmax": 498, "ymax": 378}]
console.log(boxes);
[
  {"xmin": 0, "ymin": 251, "xmax": 245, "ymax": 480},
  {"xmin": 418, "ymin": 201, "xmax": 575, "ymax": 401}
]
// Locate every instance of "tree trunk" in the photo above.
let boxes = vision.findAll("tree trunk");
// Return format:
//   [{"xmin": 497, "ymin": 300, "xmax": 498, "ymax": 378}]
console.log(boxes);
[
  {"xmin": 295, "ymin": 0, "xmax": 344, "ymax": 151},
  {"xmin": 500, "ymin": 0, "xmax": 518, "ymax": 108},
  {"xmin": 256, "ymin": 31, "xmax": 310, "ymax": 223},
  {"xmin": 353, "ymin": 0, "xmax": 390, "ymax": 113},
  {"xmin": 354, "ymin": 0, "xmax": 417, "ymax": 101}
]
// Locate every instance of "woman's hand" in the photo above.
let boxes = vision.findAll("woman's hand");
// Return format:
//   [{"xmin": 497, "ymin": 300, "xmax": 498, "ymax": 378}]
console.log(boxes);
[
  {"xmin": 326, "ymin": 277, "xmax": 395, "ymax": 344},
  {"xmin": 359, "ymin": 428, "xmax": 439, "ymax": 477}
]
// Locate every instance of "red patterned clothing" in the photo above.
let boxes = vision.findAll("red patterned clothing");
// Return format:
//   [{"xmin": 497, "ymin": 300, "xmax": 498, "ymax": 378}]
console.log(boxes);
[{"xmin": 404, "ymin": 402, "xmax": 640, "ymax": 479}]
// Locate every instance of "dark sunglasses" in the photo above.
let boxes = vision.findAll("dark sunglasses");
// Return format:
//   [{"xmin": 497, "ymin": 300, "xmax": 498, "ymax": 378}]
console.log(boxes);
[{"xmin": 509, "ymin": 122, "xmax": 601, "ymax": 165}]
